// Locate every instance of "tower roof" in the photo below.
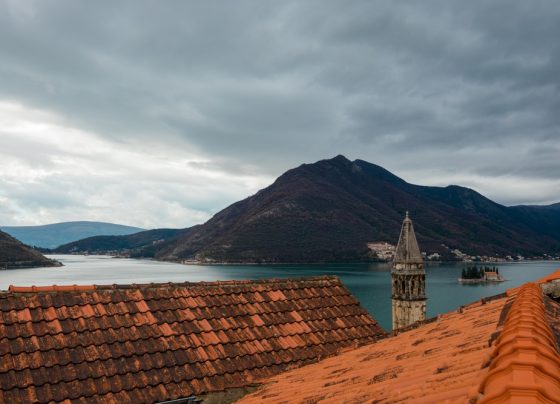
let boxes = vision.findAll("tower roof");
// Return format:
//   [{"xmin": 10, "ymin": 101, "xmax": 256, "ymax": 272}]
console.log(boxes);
[{"xmin": 393, "ymin": 211, "xmax": 423, "ymax": 264}]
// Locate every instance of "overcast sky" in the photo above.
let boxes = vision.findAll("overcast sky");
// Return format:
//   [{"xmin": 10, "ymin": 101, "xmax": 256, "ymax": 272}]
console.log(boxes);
[{"xmin": 1, "ymin": 0, "xmax": 559, "ymax": 228}]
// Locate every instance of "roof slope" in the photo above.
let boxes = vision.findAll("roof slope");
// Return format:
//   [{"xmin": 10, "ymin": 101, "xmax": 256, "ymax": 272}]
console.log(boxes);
[
  {"xmin": 0, "ymin": 276, "xmax": 384, "ymax": 403},
  {"xmin": 241, "ymin": 279, "xmax": 560, "ymax": 403}
]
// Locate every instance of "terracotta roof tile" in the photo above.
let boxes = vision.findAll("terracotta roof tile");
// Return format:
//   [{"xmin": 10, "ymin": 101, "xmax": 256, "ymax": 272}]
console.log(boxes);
[
  {"xmin": 0, "ymin": 276, "xmax": 384, "ymax": 403},
  {"xmin": 240, "ymin": 276, "xmax": 560, "ymax": 403},
  {"xmin": 534, "ymin": 269, "xmax": 560, "ymax": 285},
  {"xmin": 478, "ymin": 283, "xmax": 560, "ymax": 403}
]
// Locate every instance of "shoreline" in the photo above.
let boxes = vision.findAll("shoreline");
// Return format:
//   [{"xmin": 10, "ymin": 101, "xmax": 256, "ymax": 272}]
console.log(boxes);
[
  {"xmin": 45, "ymin": 254, "xmax": 560, "ymax": 266},
  {"xmin": 169, "ymin": 258, "xmax": 560, "ymax": 266},
  {"xmin": 457, "ymin": 278, "xmax": 506, "ymax": 284}
]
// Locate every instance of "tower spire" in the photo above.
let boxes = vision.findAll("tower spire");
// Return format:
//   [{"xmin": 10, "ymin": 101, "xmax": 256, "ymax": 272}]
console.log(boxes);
[
  {"xmin": 391, "ymin": 212, "xmax": 426, "ymax": 330},
  {"xmin": 394, "ymin": 212, "xmax": 423, "ymax": 265}
]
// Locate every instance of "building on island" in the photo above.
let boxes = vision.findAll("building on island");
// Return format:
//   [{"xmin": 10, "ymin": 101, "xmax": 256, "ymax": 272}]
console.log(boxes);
[
  {"xmin": 484, "ymin": 268, "xmax": 502, "ymax": 281},
  {"xmin": 391, "ymin": 212, "xmax": 426, "ymax": 330}
]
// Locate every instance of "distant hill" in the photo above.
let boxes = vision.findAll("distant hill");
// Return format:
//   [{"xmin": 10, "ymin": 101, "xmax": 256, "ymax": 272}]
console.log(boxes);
[
  {"xmin": 153, "ymin": 155, "xmax": 560, "ymax": 263},
  {"xmin": 0, "ymin": 230, "xmax": 60, "ymax": 269},
  {"xmin": 1, "ymin": 221, "xmax": 145, "ymax": 249},
  {"xmin": 54, "ymin": 228, "xmax": 194, "ymax": 257}
]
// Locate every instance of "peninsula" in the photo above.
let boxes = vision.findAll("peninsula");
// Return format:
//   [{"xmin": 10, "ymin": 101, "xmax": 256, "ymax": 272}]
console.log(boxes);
[{"xmin": 0, "ymin": 230, "xmax": 60, "ymax": 269}]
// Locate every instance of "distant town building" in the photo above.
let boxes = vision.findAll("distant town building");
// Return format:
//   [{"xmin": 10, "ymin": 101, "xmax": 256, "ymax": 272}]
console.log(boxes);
[
  {"xmin": 367, "ymin": 241, "xmax": 396, "ymax": 261},
  {"xmin": 427, "ymin": 252, "xmax": 440, "ymax": 260},
  {"xmin": 391, "ymin": 212, "xmax": 426, "ymax": 329}
]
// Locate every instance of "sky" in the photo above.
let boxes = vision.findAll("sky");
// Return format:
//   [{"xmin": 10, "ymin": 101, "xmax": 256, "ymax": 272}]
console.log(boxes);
[{"xmin": 1, "ymin": 0, "xmax": 559, "ymax": 228}]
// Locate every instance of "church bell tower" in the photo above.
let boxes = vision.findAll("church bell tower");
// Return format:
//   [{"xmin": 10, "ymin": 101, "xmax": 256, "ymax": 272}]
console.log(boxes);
[{"xmin": 391, "ymin": 212, "xmax": 426, "ymax": 330}]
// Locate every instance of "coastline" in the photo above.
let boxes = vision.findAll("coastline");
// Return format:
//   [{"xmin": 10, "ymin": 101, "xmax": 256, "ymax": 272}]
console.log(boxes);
[
  {"xmin": 170, "ymin": 258, "xmax": 560, "ymax": 266},
  {"xmin": 45, "ymin": 253, "xmax": 560, "ymax": 266},
  {"xmin": 457, "ymin": 278, "xmax": 506, "ymax": 284}
]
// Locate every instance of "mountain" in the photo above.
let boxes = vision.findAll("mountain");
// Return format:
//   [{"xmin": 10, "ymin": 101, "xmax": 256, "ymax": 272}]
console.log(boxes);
[
  {"xmin": 154, "ymin": 155, "xmax": 560, "ymax": 263},
  {"xmin": 0, "ymin": 230, "xmax": 60, "ymax": 269},
  {"xmin": 54, "ymin": 228, "xmax": 194, "ymax": 257},
  {"xmin": 1, "ymin": 221, "xmax": 145, "ymax": 249},
  {"xmin": 508, "ymin": 203, "xmax": 560, "ymax": 242}
]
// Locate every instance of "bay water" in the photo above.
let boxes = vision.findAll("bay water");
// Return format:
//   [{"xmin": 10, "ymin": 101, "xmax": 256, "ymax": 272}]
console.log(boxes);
[{"xmin": 1, "ymin": 255, "xmax": 558, "ymax": 330}]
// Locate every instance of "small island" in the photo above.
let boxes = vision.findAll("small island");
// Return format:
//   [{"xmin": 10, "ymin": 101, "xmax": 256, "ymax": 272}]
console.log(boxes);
[{"xmin": 459, "ymin": 265, "xmax": 504, "ymax": 283}]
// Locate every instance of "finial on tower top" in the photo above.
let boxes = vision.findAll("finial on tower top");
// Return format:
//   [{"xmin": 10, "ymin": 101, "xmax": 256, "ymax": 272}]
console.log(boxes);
[{"xmin": 405, "ymin": 211, "xmax": 409, "ymax": 219}]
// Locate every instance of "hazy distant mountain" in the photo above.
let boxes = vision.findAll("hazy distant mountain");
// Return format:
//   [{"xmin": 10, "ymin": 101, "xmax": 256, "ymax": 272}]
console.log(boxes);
[
  {"xmin": 0, "ymin": 230, "xmax": 59, "ymax": 269},
  {"xmin": 155, "ymin": 155, "xmax": 560, "ymax": 263},
  {"xmin": 1, "ymin": 221, "xmax": 144, "ymax": 249},
  {"xmin": 54, "ymin": 227, "xmax": 194, "ymax": 257}
]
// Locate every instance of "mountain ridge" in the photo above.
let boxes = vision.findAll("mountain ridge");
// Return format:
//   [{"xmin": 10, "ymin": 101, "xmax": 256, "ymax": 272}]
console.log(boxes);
[
  {"xmin": 1, "ymin": 221, "xmax": 145, "ymax": 249},
  {"xmin": 47, "ymin": 156, "xmax": 560, "ymax": 263},
  {"xmin": 54, "ymin": 227, "xmax": 195, "ymax": 257},
  {"xmin": 153, "ymin": 155, "xmax": 560, "ymax": 263}
]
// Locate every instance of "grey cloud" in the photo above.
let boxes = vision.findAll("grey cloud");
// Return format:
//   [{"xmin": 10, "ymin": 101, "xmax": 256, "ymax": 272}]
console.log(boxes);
[
  {"xmin": 0, "ymin": 134, "xmax": 59, "ymax": 168},
  {"xmin": 0, "ymin": 0, "xmax": 559, "ymax": 227}
]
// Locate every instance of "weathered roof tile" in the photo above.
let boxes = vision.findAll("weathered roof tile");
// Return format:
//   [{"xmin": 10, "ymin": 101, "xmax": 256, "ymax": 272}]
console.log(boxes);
[{"xmin": 0, "ymin": 276, "xmax": 384, "ymax": 403}]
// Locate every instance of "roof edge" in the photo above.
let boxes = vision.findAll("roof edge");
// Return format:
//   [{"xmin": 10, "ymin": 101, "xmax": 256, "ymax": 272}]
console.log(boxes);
[
  {"xmin": 534, "ymin": 268, "xmax": 560, "ymax": 285},
  {"xmin": 6, "ymin": 275, "xmax": 343, "ymax": 294}
]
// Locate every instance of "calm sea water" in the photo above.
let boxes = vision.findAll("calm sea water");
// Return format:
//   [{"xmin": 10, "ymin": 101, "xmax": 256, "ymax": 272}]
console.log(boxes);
[{"xmin": 1, "ymin": 255, "xmax": 558, "ymax": 330}]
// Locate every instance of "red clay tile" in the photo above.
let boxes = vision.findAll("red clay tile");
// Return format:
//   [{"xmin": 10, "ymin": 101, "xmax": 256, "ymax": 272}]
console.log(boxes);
[
  {"xmin": 0, "ymin": 276, "xmax": 383, "ymax": 403},
  {"xmin": 478, "ymin": 283, "xmax": 560, "ymax": 403},
  {"xmin": 240, "ymin": 275, "xmax": 560, "ymax": 404}
]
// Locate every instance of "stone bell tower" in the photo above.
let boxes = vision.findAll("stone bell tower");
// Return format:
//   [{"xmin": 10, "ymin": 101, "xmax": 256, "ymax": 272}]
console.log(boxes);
[{"xmin": 391, "ymin": 212, "xmax": 426, "ymax": 330}]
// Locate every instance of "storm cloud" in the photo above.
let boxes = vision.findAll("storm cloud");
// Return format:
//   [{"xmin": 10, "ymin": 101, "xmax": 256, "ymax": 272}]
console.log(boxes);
[{"xmin": 1, "ymin": 0, "xmax": 559, "ymax": 227}]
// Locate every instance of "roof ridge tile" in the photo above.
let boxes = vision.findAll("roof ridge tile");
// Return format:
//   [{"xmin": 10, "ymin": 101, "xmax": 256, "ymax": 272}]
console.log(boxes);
[
  {"xmin": 478, "ymin": 283, "xmax": 560, "ymax": 403},
  {"xmin": 8, "ymin": 285, "xmax": 96, "ymax": 293},
  {"xmin": 6, "ymin": 275, "xmax": 342, "ymax": 295}
]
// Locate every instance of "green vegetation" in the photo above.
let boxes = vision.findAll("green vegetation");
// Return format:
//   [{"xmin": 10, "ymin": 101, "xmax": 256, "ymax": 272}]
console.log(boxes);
[{"xmin": 461, "ymin": 265, "xmax": 499, "ymax": 279}]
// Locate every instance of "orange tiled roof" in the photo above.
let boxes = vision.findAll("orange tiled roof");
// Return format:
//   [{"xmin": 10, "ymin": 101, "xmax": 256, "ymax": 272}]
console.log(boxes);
[
  {"xmin": 240, "ymin": 280, "xmax": 560, "ymax": 403},
  {"xmin": 534, "ymin": 268, "xmax": 560, "ymax": 285},
  {"xmin": 505, "ymin": 268, "xmax": 560, "ymax": 297},
  {"xmin": 0, "ymin": 276, "xmax": 385, "ymax": 403},
  {"xmin": 478, "ymin": 283, "xmax": 560, "ymax": 403}
]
